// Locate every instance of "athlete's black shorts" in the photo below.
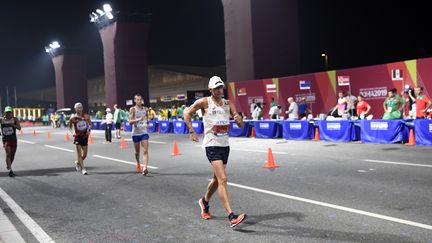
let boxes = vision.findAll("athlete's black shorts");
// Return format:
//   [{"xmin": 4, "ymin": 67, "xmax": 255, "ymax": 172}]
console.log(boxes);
[
  {"xmin": 205, "ymin": 146, "xmax": 230, "ymax": 164},
  {"xmin": 74, "ymin": 137, "xmax": 88, "ymax": 146},
  {"xmin": 115, "ymin": 122, "xmax": 121, "ymax": 129}
]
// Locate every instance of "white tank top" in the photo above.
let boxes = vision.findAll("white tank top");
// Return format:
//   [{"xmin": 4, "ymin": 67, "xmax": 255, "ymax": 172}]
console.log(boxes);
[
  {"xmin": 203, "ymin": 97, "xmax": 230, "ymax": 147},
  {"xmin": 132, "ymin": 106, "xmax": 148, "ymax": 136}
]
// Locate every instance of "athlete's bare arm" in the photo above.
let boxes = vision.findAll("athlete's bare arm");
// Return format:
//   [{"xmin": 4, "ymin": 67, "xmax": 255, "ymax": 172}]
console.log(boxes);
[
  {"xmin": 13, "ymin": 117, "xmax": 21, "ymax": 130},
  {"xmin": 229, "ymin": 101, "xmax": 243, "ymax": 128},
  {"xmin": 184, "ymin": 98, "xmax": 207, "ymax": 142}
]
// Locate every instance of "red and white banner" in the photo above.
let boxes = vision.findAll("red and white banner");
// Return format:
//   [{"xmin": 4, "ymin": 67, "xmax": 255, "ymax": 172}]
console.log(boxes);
[
  {"xmin": 337, "ymin": 76, "xmax": 350, "ymax": 86},
  {"xmin": 358, "ymin": 87, "xmax": 388, "ymax": 100},
  {"xmin": 266, "ymin": 84, "xmax": 276, "ymax": 93}
]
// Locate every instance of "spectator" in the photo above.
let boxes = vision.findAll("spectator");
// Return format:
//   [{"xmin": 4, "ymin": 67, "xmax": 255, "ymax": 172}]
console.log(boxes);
[
  {"xmin": 171, "ymin": 105, "xmax": 178, "ymax": 120},
  {"xmin": 177, "ymin": 105, "xmax": 185, "ymax": 120},
  {"xmin": 331, "ymin": 91, "xmax": 349, "ymax": 117},
  {"xmin": 270, "ymin": 97, "xmax": 277, "ymax": 108},
  {"xmin": 148, "ymin": 107, "xmax": 157, "ymax": 120},
  {"xmin": 298, "ymin": 97, "xmax": 311, "ymax": 119},
  {"xmin": 250, "ymin": 99, "xmax": 256, "ymax": 118},
  {"xmin": 407, "ymin": 88, "xmax": 417, "ymax": 118},
  {"xmin": 356, "ymin": 95, "xmax": 371, "ymax": 119},
  {"xmin": 252, "ymin": 103, "xmax": 262, "ymax": 120},
  {"xmin": 113, "ymin": 104, "xmax": 122, "ymax": 139},
  {"xmin": 346, "ymin": 91, "xmax": 357, "ymax": 117},
  {"xmin": 268, "ymin": 105, "xmax": 281, "ymax": 120},
  {"xmin": 285, "ymin": 97, "xmax": 299, "ymax": 120},
  {"xmin": 383, "ymin": 89, "xmax": 402, "ymax": 119},
  {"xmin": 414, "ymin": 86, "xmax": 432, "ymax": 119},
  {"xmin": 104, "ymin": 108, "xmax": 113, "ymax": 143},
  {"xmin": 95, "ymin": 110, "xmax": 103, "ymax": 120}
]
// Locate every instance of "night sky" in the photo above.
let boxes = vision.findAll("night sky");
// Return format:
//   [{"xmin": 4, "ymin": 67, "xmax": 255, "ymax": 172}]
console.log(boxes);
[{"xmin": 0, "ymin": 0, "xmax": 431, "ymax": 97}]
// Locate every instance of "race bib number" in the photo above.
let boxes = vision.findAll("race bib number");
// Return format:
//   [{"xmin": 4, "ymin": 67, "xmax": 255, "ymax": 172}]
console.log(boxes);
[
  {"xmin": 212, "ymin": 121, "xmax": 230, "ymax": 136},
  {"xmin": 76, "ymin": 120, "xmax": 88, "ymax": 131},
  {"xmin": 137, "ymin": 121, "xmax": 146, "ymax": 129},
  {"xmin": 387, "ymin": 107, "xmax": 392, "ymax": 113},
  {"xmin": 2, "ymin": 127, "xmax": 13, "ymax": 136}
]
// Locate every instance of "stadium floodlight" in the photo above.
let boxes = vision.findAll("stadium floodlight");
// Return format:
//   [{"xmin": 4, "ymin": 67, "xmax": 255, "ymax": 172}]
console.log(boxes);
[
  {"xmin": 90, "ymin": 4, "xmax": 117, "ymax": 29},
  {"xmin": 45, "ymin": 41, "xmax": 62, "ymax": 57},
  {"xmin": 103, "ymin": 4, "xmax": 112, "ymax": 12},
  {"xmin": 106, "ymin": 12, "xmax": 114, "ymax": 19}
]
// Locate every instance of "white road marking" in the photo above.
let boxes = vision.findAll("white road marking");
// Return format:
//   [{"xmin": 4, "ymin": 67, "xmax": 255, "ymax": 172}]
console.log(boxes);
[
  {"xmin": 195, "ymin": 145, "xmax": 287, "ymax": 154},
  {"xmin": 226, "ymin": 182, "xmax": 432, "ymax": 231},
  {"xmin": 19, "ymin": 140, "xmax": 35, "ymax": 144},
  {"xmin": 0, "ymin": 188, "xmax": 55, "ymax": 243},
  {"xmin": 363, "ymin": 159, "xmax": 432, "ymax": 168},
  {"xmin": 44, "ymin": 145, "xmax": 74, "ymax": 153},
  {"xmin": 357, "ymin": 170, "xmax": 367, "ymax": 173},
  {"xmin": 92, "ymin": 155, "xmax": 158, "ymax": 169},
  {"xmin": 0, "ymin": 207, "xmax": 26, "ymax": 243}
]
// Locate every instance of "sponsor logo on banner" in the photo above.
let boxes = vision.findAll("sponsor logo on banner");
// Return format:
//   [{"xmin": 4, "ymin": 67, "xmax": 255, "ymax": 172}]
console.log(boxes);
[
  {"xmin": 161, "ymin": 123, "xmax": 167, "ymax": 127},
  {"xmin": 299, "ymin": 80, "xmax": 311, "ymax": 90},
  {"xmin": 126, "ymin": 99, "xmax": 133, "ymax": 106},
  {"xmin": 289, "ymin": 123, "xmax": 302, "ymax": 130},
  {"xmin": 371, "ymin": 122, "xmax": 388, "ymax": 130},
  {"xmin": 259, "ymin": 123, "xmax": 270, "ymax": 129},
  {"xmin": 359, "ymin": 87, "xmax": 388, "ymax": 100},
  {"xmin": 233, "ymin": 123, "xmax": 239, "ymax": 129},
  {"xmin": 149, "ymin": 123, "xmax": 154, "ymax": 127},
  {"xmin": 177, "ymin": 94, "xmax": 186, "ymax": 101},
  {"xmin": 149, "ymin": 97, "xmax": 158, "ymax": 103},
  {"xmin": 192, "ymin": 123, "xmax": 199, "ymax": 128},
  {"xmin": 237, "ymin": 88, "xmax": 247, "ymax": 96},
  {"xmin": 176, "ymin": 122, "xmax": 182, "ymax": 127},
  {"xmin": 392, "ymin": 69, "xmax": 403, "ymax": 81},
  {"xmin": 248, "ymin": 96, "xmax": 264, "ymax": 104},
  {"xmin": 326, "ymin": 123, "xmax": 341, "ymax": 130},
  {"xmin": 195, "ymin": 92, "xmax": 204, "ymax": 99},
  {"xmin": 162, "ymin": 96, "xmax": 172, "ymax": 102},
  {"xmin": 429, "ymin": 124, "xmax": 432, "ymax": 133},
  {"xmin": 266, "ymin": 84, "xmax": 277, "ymax": 93},
  {"xmin": 337, "ymin": 76, "xmax": 350, "ymax": 86},
  {"xmin": 295, "ymin": 93, "xmax": 316, "ymax": 103}
]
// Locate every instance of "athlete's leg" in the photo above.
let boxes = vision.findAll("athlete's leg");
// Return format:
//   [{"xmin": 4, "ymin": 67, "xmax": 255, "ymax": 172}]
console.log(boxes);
[
  {"xmin": 141, "ymin": 139, "xmax": 149, "ymax": 170},
  {"xmin": 211, "ymin": 160, "xmax": 233, "ymax": 214},
  {"xmin": 204, "ymin": 173, "xmax": 218, "ymax": 202},
  {"xmin": 4, "ymin": 145, "xmax": 12, "ymax": 170},
  {"xmin": 81, "ymin": 145, "xmax": 88, "ymax": 168},
  {"xmin": 10, "ymin": 145, "xmax": 17, "ymax": 165},
  {"xmin": 76, "ymin": 145, "xmax": 84, "ymax": 168}
]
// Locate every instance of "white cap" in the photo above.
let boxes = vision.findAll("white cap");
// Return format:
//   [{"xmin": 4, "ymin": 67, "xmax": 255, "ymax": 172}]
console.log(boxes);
[
  {"xmin": 106, "ymin": 108, "xmax": 111, "ymax": 112},
  {"xmin": 208, "ymin": 76, "xmax": 225, "ymax": 89}
]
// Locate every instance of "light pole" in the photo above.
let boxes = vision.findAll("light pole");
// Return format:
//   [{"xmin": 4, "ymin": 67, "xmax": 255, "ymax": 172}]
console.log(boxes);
[{"xmin": 321, "ymin": 53, "xmax": 328, "ymax": 70}]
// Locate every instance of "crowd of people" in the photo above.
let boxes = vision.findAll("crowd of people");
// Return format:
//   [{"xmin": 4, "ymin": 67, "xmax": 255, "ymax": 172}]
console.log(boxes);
[{"xmin": 247, "ymin": 86, "xmax": 431, "ymax": 121}]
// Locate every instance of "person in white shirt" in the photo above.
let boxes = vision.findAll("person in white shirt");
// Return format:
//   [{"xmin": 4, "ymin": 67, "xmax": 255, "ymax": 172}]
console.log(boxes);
[
  {"xmin": 285, "ymin": 97, "xmax": 299, "ymax": 120},
  {"xmin": 104, "ymin": 108, "xmax": 113, "ymax": 143},
  {"xmin": 268, "ymin": 105, "xmax": 281, "ymax": 120},
  {"xmin": 249, "ymin": 99, "xmax": 256, "ymax": 118},
  {"xmin": 252, "ymin": 103, "xmax": 262, "ymax": 120}
]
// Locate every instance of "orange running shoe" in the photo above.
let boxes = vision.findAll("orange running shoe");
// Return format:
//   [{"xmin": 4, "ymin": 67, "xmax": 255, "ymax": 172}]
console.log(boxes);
[
  {"xmin": 136, "ymin": 163, "xmax": 141, "ymax": 173},
  {"xmin": 198, "ymin": 198, "xmax": 211, "ymax": 220},
  {"xmin": 229, "ymin": 213, "xmax": 247, "ymax": 228}
]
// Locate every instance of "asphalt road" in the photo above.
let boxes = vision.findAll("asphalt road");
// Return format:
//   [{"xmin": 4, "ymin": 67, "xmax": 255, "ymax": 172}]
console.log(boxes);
[{"xmin": 1, "ymin": 126, "xmax": 432, "ymax": 243}]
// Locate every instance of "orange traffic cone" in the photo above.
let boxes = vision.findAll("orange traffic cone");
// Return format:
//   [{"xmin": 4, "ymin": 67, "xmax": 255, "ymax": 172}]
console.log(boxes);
[
  {"xmin": 313, "ymin": 127, "xmax": 320, "ymax": 141},
  {"xmin": 47, "ymin": 132, "xmax": 51, "ymax": 139},
  {"xmin": 65, "ymin": 132, "xmax": 70, "ymax": 141},
  {"xmin": 120, "ymin": 137, "xmax": 128, "ymax": 149},
  {"xmin": 88, "ymin": 134, "xmax": 93, "ymax": 145},
  {"xmin": 251, "ymin": 127, "xmax": 255, "ymax": 138},
  {"xmin": 171, "ymin": 140, "xmax": 180, "ymax": 156},
  {"xmin": 263, "ymin": 148, "xmax": 280, "ymax": 168},
  {"xmin": 406, "ymin": 128, "xmax": 415, "ymax": 146},
  {"xmin": 33, "ymin": 130, "xmax": 37, "ymax": 137}
]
